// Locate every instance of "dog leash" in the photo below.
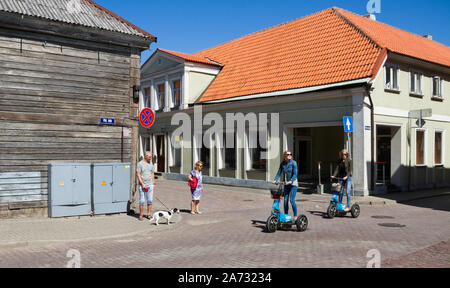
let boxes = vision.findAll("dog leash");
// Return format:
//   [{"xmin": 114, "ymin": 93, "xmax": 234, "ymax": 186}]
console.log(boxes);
[{"xmin": 155, "ymin": 195, "xmax": 171, "ymax": 211}]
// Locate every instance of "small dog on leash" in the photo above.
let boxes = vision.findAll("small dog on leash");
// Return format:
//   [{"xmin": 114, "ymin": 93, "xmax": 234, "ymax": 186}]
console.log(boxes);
[{"xmin": 151, "ymin": 208, "xmax": 179, "ymax": 225}]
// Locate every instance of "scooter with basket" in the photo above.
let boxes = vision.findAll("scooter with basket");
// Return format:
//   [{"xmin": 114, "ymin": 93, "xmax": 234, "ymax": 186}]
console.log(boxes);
[
  {"xmin": 327, "ymin": 177, "xmax": 360, "ymax": 219},
  {"xmin": 266, "ymin": 182, "xmax": 308, "ymax": 233}
]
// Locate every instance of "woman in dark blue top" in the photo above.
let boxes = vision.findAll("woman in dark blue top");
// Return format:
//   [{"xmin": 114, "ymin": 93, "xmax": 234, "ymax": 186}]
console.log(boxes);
[{"xmin": 272, "ymin": 150, "xmax": 299, "ymax": 220}]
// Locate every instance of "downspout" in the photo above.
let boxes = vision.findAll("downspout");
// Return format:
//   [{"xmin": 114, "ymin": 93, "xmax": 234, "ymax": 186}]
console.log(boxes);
[
  {"xmin": 365, "ymin": 84, "xmax": 376, "ymax": 194},
  {"xmin": 366, "ymin": 48, "xmax": 388, "ymax": 194}
]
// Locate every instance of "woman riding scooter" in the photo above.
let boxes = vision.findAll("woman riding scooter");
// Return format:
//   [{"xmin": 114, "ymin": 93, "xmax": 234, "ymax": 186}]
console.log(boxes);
[
  {"xmin": 272, "ymin": 150, "xmax": 299, "ymax": 221},
  {"xmin": 331, "ymin": 149, "xmax": 353, "ymax": 212}
]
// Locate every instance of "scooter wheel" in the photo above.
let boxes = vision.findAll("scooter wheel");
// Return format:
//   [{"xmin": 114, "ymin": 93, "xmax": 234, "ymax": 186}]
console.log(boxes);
[
  {"xmin": 266, "ymin": 215, "xmax": 278, "ymax": 233},
  {"xmin": 296, "ymin": 215, "xmax": 308, "ymax": 232},
  {"xmin": 351, "ymin": 204, "xmax": 361, "ymax": 218},
  {"xmin": 327, "ymin": 205, "xmax": 337, "ymax": 219}
]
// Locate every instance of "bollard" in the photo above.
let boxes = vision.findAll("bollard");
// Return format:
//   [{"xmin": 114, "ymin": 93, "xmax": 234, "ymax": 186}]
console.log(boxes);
[{"xmin": 317, "ymin": 161, "xmax": 324, "ymax": 194}]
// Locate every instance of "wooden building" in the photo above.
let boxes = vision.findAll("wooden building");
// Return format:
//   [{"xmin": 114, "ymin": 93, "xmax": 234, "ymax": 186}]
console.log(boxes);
[{"xmin": 0, "ymin": 0, "xmax": 156, "ymax": 217}]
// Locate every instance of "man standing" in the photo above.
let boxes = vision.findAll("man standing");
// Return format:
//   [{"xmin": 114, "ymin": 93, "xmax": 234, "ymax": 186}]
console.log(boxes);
[{"xmin": 136, "ymin": 152, "xmax": 155, "ymax": 221}]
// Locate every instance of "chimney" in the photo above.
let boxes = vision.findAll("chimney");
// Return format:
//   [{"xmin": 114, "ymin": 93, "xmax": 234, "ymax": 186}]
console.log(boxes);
[
  {"xmin": 423, "ymin": 35, "xmax": 433, "ymax": 40},
  {"xmin": 363, "ymin": 14, "xmax": 377, "ymax": 21}
]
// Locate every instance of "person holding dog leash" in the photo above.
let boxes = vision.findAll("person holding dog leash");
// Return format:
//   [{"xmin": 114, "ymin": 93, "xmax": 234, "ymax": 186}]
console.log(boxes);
[
  {"xmin": 137, "ymin": 151, "xmax": 155, "ymax": 221},
  {"xmin": 272, "ymin": 150, "xmax": 299, "ymax": 221},
  {"xmin": 188, "ymin": 161, "xmax": 204, "ymax": 215},
  {"xmin": 331, "ymin": 149, "xmax": 353, "ymax": 212}
]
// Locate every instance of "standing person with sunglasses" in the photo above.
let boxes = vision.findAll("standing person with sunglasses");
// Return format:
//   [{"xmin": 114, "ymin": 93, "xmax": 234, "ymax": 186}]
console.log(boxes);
[
  {"xmin": 188, "ymin": 161, "xmax": 204, "ymax": 215},
  {"xmin": 331, "ymin": 149, "xmax": 353, "ymax": 212},
  {"xmin": 272, "ymin": 151, "xmax": 299, "ymax": 220}
]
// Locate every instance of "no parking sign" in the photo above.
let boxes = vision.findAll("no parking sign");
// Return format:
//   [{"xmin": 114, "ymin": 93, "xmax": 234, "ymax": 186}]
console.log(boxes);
[{"xmin": 140, "ymin": 108, "xmax": 155, "ymax": 128}]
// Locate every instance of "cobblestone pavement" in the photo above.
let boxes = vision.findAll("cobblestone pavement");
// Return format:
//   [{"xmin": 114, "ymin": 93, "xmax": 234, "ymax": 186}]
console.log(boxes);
[{"xmin": 0, "ymin": 180, "xmax": 449, "ymax": 268}]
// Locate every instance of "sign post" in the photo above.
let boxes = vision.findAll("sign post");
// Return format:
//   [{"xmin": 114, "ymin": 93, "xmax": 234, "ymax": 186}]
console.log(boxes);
[{"xmin": 343, "ymin": 116, "xmax": 353, "ymax": 157}]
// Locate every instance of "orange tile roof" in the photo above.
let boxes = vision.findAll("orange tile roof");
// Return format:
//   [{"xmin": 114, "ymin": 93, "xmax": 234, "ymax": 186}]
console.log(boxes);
[
  {"xmin": 152, "ymin": 7, "xmax": 450, "ymax": 103},
  {"xmin": 336, "ymin": 8, "xmax": 450, "ymax": 68},
  {"xmin": 149, "ymin": 48, "xmax": 223, "ymax": 67},
  {"xmin": 193, "ymin": 8, "xmax": 382, "ymax": 102}
]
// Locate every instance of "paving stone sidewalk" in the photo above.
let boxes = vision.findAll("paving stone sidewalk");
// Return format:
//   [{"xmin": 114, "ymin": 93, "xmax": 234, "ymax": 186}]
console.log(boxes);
[
  {"xmin": 0, "ymin": 179, "xmax": 448, "ymax": 250},
  {"xmin": 0, "ymin": 206, "xmax": 181, "ymax": 249}
]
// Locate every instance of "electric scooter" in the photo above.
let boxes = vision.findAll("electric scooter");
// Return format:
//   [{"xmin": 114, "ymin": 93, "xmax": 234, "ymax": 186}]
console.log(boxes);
[
  {"xmin": 327, "ymin": 177, "xmax": 360, "ymax": 219},
  {"xmin": 266, "ymin": 182, "xmax": 308, "ymax": 233}
]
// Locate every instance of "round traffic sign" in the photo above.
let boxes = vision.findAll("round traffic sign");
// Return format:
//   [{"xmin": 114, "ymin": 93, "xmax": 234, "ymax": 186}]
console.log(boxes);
[{"xmin": 140, "ymin": 108, "xmax": 155, "ymax": 128}]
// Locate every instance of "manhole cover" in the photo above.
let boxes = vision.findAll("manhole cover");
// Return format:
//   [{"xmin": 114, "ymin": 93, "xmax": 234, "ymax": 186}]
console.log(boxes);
[
  {"xmin": 372, "ymin": 216, "xmax": 395, "ymax": 219},
  {"xmin": 378, "ymin": 223, "xmax": 406, "ymax": 228}
]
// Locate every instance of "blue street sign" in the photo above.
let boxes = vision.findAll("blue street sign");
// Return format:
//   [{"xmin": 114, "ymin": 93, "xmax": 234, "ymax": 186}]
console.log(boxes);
[
  {"xmin": 343, "ymin": 116, "xmax": 353, "ymax": 133},
  {"xmin": 100, "ymin": 118, "xmax": 115, "ymax": 125}
]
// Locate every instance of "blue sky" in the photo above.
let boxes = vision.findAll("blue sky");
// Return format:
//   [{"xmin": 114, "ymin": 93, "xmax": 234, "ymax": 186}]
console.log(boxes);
[{"xmin": 95, "ymin": 0, "xmax": 450, "ymax": 64}]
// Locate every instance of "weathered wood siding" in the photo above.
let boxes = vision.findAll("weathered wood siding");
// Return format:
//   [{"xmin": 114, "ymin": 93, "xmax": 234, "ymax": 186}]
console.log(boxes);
[{"xmin": 0, "ymin": 30, "xmax": 137, "ymax": 208}]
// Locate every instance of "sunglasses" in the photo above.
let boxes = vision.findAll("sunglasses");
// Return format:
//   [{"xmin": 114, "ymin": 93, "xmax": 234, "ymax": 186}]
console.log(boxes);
[{"xmin": 285, "ymin": 154, "xmax": 292, "ymax": 156}]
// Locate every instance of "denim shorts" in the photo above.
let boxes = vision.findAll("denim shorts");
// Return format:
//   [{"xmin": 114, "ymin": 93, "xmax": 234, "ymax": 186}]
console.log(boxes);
[{"xmin": 139, "ymin": 184, "xmax": 154, "ymax": 206}]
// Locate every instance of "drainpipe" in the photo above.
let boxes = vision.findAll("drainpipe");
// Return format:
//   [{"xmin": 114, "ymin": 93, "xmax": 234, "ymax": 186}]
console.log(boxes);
[{"xmin": 365, "ymin": 84, "xmax": 376, "ymax": 194}]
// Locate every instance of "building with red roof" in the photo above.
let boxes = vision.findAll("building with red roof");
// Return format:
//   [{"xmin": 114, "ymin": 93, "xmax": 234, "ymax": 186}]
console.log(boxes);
[{"xmin": 140, "ymin": 7, "xmax": 450, "ymax": 195}]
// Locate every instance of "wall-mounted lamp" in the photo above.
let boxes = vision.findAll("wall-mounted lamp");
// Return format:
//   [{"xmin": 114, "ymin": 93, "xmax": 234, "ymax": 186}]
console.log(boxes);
[{"xmin": 133, "ymin": 84, "xmax": 140, "ymax": 104}]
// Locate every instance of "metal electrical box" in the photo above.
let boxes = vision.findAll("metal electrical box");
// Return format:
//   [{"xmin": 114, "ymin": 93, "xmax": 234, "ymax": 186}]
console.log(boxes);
[
  {"xmin": 92, "ymin": 163, "xmax": 131, "ymax": 215},
  {"xmin": 48, "ymin": 163, "xmax": 92, "ymax": 218}
]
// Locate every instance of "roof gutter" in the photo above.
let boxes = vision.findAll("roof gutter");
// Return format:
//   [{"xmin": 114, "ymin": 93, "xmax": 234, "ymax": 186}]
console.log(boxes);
[{"xmin": 201, "ymin": 77, "xmax": 372, "ymax": 104}]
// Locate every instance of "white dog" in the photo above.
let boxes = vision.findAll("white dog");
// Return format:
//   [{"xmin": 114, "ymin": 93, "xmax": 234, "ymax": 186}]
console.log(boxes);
[{"xmin": 151, "ymin": 208, "xmax": 179, "ymax": 225}]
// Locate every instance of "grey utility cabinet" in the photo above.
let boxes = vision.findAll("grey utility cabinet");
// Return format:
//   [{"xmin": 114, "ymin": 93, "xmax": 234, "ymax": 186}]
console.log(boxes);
[
  {"xmin": 92, "ymin": 163, "xmax": 131, "ymax": 215},
  {"xmin": 48, "ymin": 163, "xmax": 92, "ymax": 218}
]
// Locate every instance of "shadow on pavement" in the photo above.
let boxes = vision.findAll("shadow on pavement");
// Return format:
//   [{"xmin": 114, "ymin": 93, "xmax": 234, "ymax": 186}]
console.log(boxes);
[{"xmin": 308, "ymin": 210, "xmax": 328, "ymax": 219}]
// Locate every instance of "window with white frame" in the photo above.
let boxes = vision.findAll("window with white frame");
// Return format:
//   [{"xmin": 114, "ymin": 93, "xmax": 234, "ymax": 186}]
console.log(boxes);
[
  {"xmin": 194, "ymin": 134, "xmax": 210, "ymax": 169},
  {"xmin": 416, "ymin": 130, "xmax": 426, "ymax": 166},
  {"xmin": 385, "ymin": 64, "xmax": 400, "ymax": 91},
  {"xmin": 144, "ymin": 87, "xmax": 151, "ymax": 108},
  {"xmin": 172, "ymin": 79, "xmax": 181, "ymax": 109},
  {"xmin": 170, "ymin": 134, "xmax": 182, "ymax": 167},
  {"xmin": 248, "ymin": 129, "xmax": 267, "ymax": 171},
  {"xmin": 434, "ymin": 131, "xmax": 443, "ymax": 166},
  {"xmin": 410, "ymin": 70, "xmax": 423, "ymax": 95},
  {"xmin": 432, "ymin": 76, "xmax": 443, "ymax": 99},
  {"xmin": 222, "ymin": 132, "xmax": 236, "ymax": 170},
  {"xmin": 157, "ymin": 83, "xmax": 165, "ymax": 110}
]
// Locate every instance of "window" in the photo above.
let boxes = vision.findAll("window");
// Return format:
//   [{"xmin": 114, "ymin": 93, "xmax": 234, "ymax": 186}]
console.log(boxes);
[
  {"xmin": 200, "ymin": 146, "xmax": 210, "ymax": 169},
  {"xmin": 410, "ymin": 71, "xmax": 423, "ymax": 95},
  {"xmin": 172, "ymin": 80, "xmax": 181, "ymax": 109},
  {"xmin": 385, "ymin": 65, "xmax": 400, "ymax": 91},
  {"xmin": 144, "ymin": 87, "xmax": 151, "ymax": 108},
  {"xmin": 249, "ymin": 130, "xmax": 267, "ymax": 171},
  {"xmin": 432, "ymin": 77, "xmax": 443, "ymax": 99},
  {"xmin": 223, "ymin": 133, "xmax": 236, "ymax": 170},
  {"xmin": 435, "ymin": 131, "xmax": 443, "ymax": 165},
  {"xmin": 194, "ymin": 134, "xmax": 210, "ymax": 169},
  {"xmin": 157, "ymin": 83, "xmax": 165, "ymax": 110},
  {"xmin": 416, "ymin": 130, "xmax": 425, "ymax": 165},
  {"xmin": 170, "ymin": 134, "xmax": 182, "ymax": 167}
]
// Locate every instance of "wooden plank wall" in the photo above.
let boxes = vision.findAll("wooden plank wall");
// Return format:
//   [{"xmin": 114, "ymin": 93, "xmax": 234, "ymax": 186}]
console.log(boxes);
[{"xmin": 0, "ymin": 31, "xmax": 136, "ymax": 207}]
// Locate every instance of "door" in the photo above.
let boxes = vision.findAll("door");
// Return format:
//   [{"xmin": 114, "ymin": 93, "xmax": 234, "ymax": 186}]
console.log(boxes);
[
  {"xmin": 376, "ymin": 126, "xmax": 392, "ymax": 185},
  {"xmin": 113, "ymin": 164, "xmax": 130, "ymax": 203},
  {"xmin": 93, "ymin": 165, "xmax": 113, "ymax": 204},
  {"xmin": 294, "ymin": 138, "xmax": 312, "ymax": 180},
  {"xmin": 50, "ymin": 165, "xmax": 73, "ymax": 206},
  {"xmin": 72, "ymin": 165, "xmax": 90, "ymax": 205},
  {"xmin": 156, "ymin": 135, "xmax": 165, "ymax": 172}
]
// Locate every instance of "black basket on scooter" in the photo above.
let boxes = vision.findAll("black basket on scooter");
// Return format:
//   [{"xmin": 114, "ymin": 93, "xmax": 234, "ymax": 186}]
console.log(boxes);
[
  {"xmin": 270, "ymin": 183, "xmax": 284, "ymax": 200},
  {"xmin": 331, "ymin": 178, "xmax": 343, "ymax": 193}
]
